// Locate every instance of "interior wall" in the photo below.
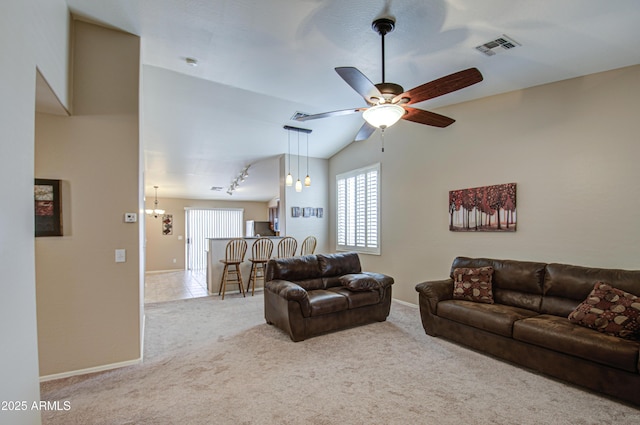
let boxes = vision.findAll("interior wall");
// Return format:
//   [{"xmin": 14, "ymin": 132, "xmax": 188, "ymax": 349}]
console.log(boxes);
[
  {"xmin": 34, "ymin": 19, "xmax": 141, "ymax": 377},
  {"xmin": 0, "ymin": 0, "xmax": 69, "ymax": 423},
  {"xmin": 280, "ymin": 155, "xmax": 330, "ymax": 254},
  {"xmin": 145, "ymin": 197, "xmax": 271, "ymax": 271},
  {"xmin": 329, "ymin": 65, "xmax": 640, "ymax": 304}
]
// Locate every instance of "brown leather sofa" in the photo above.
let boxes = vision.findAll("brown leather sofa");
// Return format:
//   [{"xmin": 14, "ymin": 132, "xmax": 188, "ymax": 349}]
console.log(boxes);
[
  {"xmin": 416, "ymin": 257, "xmax": 640, "ymax": 406},
  {"xmin": 264, "ymin": 252, "xmax": 394, "ymax": 341}
]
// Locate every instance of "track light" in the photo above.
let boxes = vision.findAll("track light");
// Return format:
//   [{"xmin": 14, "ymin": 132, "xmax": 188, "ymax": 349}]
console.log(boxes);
[{"xmin": 226, "ymin": 165, "xmax": 251, "ymax": 195}]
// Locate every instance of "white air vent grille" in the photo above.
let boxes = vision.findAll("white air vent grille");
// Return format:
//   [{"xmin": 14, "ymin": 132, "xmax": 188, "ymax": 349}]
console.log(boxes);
[
  {"xmin": 476, "ymin": 35, "xmax": 521, "ymax": 56},
  {"xmin": 291, "ymin": 111, "xmax": 310, "ymax": 120}
]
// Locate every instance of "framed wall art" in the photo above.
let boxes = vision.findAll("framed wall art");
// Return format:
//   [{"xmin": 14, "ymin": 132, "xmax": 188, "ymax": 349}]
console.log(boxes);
[
  {"xmin": 34, "ymin": 178, "xmax": 63, "ymax": 237},
  {"xmin": 162, "ymin": 214, "xmax": 173, "ymax": 235},
  {"xmin": 449, "ymin": 183, "xmax": 516, "ymax": 232}
]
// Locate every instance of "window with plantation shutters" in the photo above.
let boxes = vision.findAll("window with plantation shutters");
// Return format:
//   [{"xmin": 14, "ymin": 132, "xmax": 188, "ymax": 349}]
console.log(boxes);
[{"xmin": 336, "ymin": 163, "xmax": 380, "ymax": 254}]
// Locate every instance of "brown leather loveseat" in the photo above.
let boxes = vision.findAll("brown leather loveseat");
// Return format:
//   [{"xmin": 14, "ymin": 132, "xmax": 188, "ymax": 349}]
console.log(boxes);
[
  {"xmin": 264, "ymin": 252, "xmax": 394, "ymax": 341},
  {"xmin": 415, "ymin": 257, "xmax": 640, "ymax": 406}
]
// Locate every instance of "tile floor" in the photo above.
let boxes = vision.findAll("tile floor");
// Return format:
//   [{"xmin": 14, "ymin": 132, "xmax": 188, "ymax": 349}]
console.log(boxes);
[{"xmin": 144, "ymin": 269, "xmax": 209, "ymax": 304}]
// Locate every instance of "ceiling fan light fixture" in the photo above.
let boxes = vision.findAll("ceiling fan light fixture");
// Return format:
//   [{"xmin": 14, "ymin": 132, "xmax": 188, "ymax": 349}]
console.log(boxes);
[{"xmin": 363, "ymin": 103, "xmax": 405, "ymax": 129}]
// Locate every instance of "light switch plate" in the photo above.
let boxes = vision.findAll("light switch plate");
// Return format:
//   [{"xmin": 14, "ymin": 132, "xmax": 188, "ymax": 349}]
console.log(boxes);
[
  {"xmin": 124, "ymin": 213, "xmax": 137, "ymax": 223},
  {"xmin": 115, "ymin": 249, "xmax": 126, "ymax": 263}
]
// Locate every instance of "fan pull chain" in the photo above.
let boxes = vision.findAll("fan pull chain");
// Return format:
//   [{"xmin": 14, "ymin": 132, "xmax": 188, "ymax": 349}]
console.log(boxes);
[{"xmin": 380, "ymin": 128, "xmax": 385, "ymax": 153}]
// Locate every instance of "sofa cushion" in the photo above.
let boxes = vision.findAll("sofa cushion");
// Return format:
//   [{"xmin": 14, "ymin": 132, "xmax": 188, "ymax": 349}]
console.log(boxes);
[
  {"xmin": 328, "ymin": 287, "xmax": 381, "ymax": 309},
  {"xmin": 453, "ymin": 267, "xmax": 494, "ymax": 304},
  {"xmin": 266, "ymin": 256, "xmax": 323, "ymax": 291},
  {"xmin": 451, "ymin": 257, "xmax": 545, "ymax": 311},
  {"xmin": 437, "ymin": 300, "xmax": 538, "ymax": 337},
  {"xmin": 318, "ymin": 252, "xmax": 361, "ymax": 277},
  {"xmin": 568, "ymin": 282, "xmax": 640, "ymax": 340},
  {"xmin": 541, "ymin": 263, "xmax": 640, "ymax": 316},
  {"xmin": 307, "ymin": 290, "xmax": 349, "ymax": 316},
  {"xmin": 340, "ymin": 273, "xmax": 381, "ymax": 292},
  {"xmin": 513, "ymin": 314, "xmax": 640, "ymax": 372}
]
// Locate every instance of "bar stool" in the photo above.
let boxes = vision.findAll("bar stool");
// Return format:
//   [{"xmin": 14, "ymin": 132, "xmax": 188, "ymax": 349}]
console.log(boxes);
[
  {"xmin": 277, "ymin": 236, "xmax": 297, "ymax": 258},
  {"xmin": 246, "ymin": 238, "xmax": 274, "ymax": 296},
  {"xmin": 218, "ymin": 238, "xmax": 247, "ymax": 300},
  {"xmin": 300, "ymin": 236, "xmax": 317, "ymax": 255}
]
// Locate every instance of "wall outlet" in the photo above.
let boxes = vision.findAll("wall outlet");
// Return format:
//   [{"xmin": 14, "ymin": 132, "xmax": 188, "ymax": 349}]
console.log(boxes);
[{"xmin": 124, "ymin": 213, "xmax": 137, "ymax": 223}]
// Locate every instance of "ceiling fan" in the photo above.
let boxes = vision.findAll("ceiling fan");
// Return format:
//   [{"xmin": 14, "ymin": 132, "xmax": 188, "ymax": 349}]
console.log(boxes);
[{"xmin": 296, "ymin": 17, "xmax": 483, "ymax": 141}]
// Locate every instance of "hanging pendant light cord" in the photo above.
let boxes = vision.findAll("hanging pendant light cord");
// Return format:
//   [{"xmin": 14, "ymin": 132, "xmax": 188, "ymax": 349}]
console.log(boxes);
[
  {"xmin": 297, "ymin": 132, "xmax": 300, "ymax": 177},
  {"xmin": 306, "ymin": 133, "xmax": 309, "ymax": 175},
  {"xmin": 287, "ymin": 129, "xmax": 291, "ymax": 174}
]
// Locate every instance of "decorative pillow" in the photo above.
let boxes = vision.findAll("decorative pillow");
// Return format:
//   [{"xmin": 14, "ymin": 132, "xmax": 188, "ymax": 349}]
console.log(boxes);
[
  {"xmin": 340, "ymin": 273, "xmax": 381, "ymax": 292},
  {"xmin": 452, "ymin": 267, "xmax": 494, "ymax": 304},
  {"xmin": 568, "ymin": 282, "xmax": 640, "ymax": 340}
]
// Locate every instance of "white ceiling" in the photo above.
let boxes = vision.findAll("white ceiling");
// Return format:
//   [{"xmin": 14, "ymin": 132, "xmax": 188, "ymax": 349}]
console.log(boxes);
[{"xmin": 63, "ymin": 0, "xmax": 640, "ymax": 201}]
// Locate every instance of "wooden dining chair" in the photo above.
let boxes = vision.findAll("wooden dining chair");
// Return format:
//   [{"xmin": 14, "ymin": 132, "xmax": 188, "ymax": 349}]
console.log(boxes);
[
  {"xmin": 300, "ymin": 236, "xmax": 317, "ymax": 256},
  {"xmin": 246, "ymin": 238, "xmax": 273, "ymax": 296},
  {"xmin": 277, "ymin": 236, "xmax": 297, "ymax": 258},
  {"xmin": 218, "ymin": 238, "xmax": 248, "ymax": 300}
]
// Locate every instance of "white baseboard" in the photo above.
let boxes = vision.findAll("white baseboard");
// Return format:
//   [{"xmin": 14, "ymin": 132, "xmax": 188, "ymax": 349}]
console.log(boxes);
[
  {"xmin": 145, "ymin": 268, "xmax": 184, "ymax": 274},
  {"xmin": 39, "ymin": 357, "xmax": 142, "ymax": 382},
  {"xmin": 393, "ymin": 298, "xmax": 418, "ymax": 308}
]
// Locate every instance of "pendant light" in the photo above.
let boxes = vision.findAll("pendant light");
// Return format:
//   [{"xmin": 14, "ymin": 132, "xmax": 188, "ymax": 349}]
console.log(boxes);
[
  {"xmin": 285, "ymin": 128, "xmax": 293, "ymax": 186},
  {"xmin": 145, "ymin": 186, "xmax": 165, "ymax": 218},
  {"xmin": 295, "ymin": 131, "xmax": 302, "ymax": 192},
  {"xmin": 304, "ymin": 132, "xmax": 311, "ymax": 187}
]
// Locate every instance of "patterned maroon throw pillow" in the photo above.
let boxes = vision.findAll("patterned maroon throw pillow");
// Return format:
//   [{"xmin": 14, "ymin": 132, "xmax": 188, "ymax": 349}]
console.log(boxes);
[
  {"xmin": 452, "ymin": 267, "xmax": 494, "ymax": 304},
  {"xmin": 568, "ymin": 282, "xmax": 640, "ymax": 340}
]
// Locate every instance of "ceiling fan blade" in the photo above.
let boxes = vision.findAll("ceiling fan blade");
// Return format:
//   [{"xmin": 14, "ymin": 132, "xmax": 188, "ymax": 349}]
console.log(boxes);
[
  {"xmin": 354, "ymin": 122, "xmax": 376, "ymax": 142},
  {"xmin": 295, "ymin": 107, "xmax": 365, "ymax": 122},
  {"xmin": 335, "ymin": 67, "xmax": 382, "ymax": 103},
  {"xmin": 402, "ymin": 106, "xmax": 455, "ymax": 128},
  {"xmin": 393, "ymin": 68, "xmax": 483, "ymax": 105}
]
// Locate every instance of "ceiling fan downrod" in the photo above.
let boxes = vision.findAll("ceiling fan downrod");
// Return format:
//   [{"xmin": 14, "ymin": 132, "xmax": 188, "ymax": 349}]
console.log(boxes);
[{"xmin": 372, "ymin": 18, "xmax": 395, "ymax": 84}]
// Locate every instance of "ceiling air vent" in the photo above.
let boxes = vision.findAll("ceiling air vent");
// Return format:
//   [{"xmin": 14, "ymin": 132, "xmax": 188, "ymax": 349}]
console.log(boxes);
[
  {"xmin": 291, "ymin": 111, "xmax": 310, "ymax": 120},
  {"xmin": 475, "ymin": 35, "xmax": 521, "ymax": 56},
  {"xmin": 210, "ymin": 186, "xmax": 224, "ymax": 191}
]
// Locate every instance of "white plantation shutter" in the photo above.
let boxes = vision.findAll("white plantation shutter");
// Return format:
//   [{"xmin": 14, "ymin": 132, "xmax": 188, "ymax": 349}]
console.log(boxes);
[{"xmin": 336, "ymin": 163, "xmax": 380, "ymax": 254}]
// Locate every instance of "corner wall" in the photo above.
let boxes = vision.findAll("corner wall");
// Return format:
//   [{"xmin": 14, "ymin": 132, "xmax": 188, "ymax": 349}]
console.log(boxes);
[
  {"xmin": 35, "ymin": 19, "xmax": 141, "ymax": 377},
  {"xmin": 329, "ymin": 65, "xmax": 640, "ymax": 303},
  {"xmin": 0, "ymin": 1, "xmax": 69, "ymax": 423}
]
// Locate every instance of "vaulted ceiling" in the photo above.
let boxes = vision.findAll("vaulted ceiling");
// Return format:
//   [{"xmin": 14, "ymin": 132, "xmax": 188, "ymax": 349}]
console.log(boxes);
[{"xmin": 63, "ymin": 0, "xmax": 640, "ymax": 201}]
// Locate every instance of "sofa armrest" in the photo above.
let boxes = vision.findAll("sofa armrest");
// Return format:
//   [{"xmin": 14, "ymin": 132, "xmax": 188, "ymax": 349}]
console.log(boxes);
[
  {"xmin": 415, "ymin": 279, "xmax": 453, "ymax": 314},
  {"xmin": 361, "ymin": 272, "xmax": 394, "ymax": 288},
  {"xmin": 265, "ymin": 279, "xmax": 311, "ymax": 317},
  {"xmin": 415, "ymin": 279, "xmax": 453, "ymax": 337}
]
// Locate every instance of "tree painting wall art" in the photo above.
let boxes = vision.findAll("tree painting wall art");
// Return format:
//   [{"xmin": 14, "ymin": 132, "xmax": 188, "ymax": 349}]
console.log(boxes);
[
  {"xmin": 34, "ymin": 178, "xmax": 63, "ymax": 237},
  {"xmin": 449, "ymin": 183, "xmax": 516, "ymax": 232}
]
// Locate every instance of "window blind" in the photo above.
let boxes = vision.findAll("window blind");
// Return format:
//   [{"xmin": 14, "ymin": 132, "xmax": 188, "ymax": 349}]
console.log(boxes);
[
  {"xmin": 185, "ymin": 208, "xmax": 243, "ymax": 270},
  {"xmin": 336, "ymin": 163, "xmax": 380, "ymax": 254}
]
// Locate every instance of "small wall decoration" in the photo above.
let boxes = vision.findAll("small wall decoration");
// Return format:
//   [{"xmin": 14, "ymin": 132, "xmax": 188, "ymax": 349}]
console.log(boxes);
[
  {"xmin": 449, "ymin": 183, "xmax": 516, "ymax": 232},
  {"xmin": 291, "ymin": 207, "xmax": 301, "ymax": 218},
  {"xmin": 316, "ymin": 208, "xmax": 323, "ymax": 218},
  {"xmin": 162, "ymin": 214, "xmax": 173, "ymax": 235},
  {"xmin": 303, "ymin": 207, "xmax": 314, "ymax": 217},
  {"xmin": 34, "ymin": 179, "xmax": 63, "ymax": 237}
]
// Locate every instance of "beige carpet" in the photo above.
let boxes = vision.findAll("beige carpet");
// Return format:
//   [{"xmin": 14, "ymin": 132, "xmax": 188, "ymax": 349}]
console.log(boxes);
[{"xmin": 41, "ymin": 294, "xmax": 640, "ymax": 424}]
